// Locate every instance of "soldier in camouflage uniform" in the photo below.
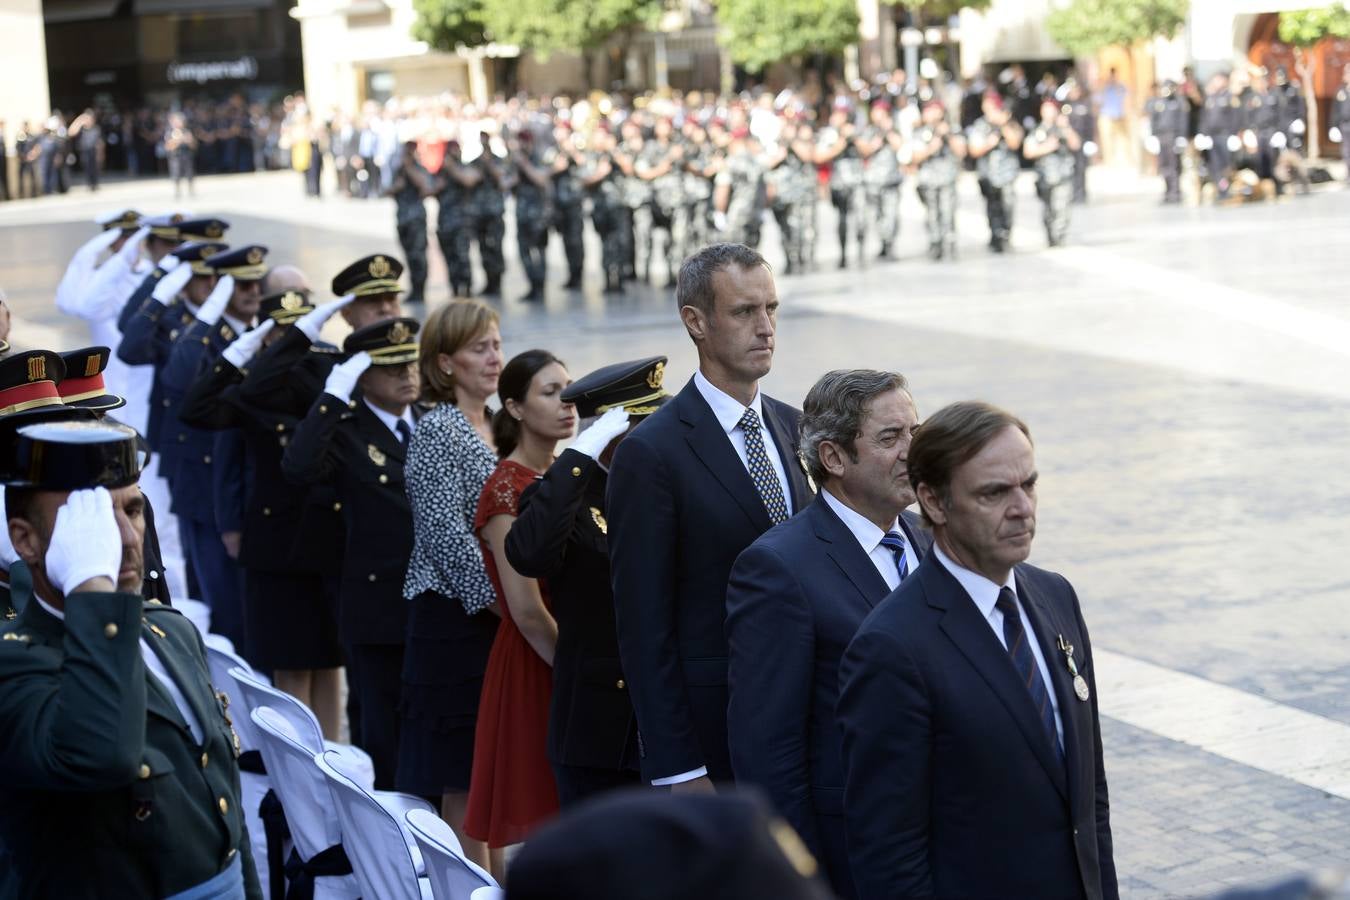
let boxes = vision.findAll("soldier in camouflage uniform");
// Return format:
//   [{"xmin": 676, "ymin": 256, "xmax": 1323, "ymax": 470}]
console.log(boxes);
[
  {"xmin": 435, "ymin": 140, "xmax": 481, "ymax": 298},
  {"xmin": 713, "ymin": 131, "xmax": 765, "ymax": 249},
  {"xmin": 614, "ymin": 120, "xmax": 647, "ymax": 282},
  {"xmin": 818, "ymin": 106, "xmax": 865, "ymax": 268},
  {"xmin": 635, "ymin": 118, "xmax": 688, "ymax": 288},
  {"xmin": 387, "ymin": 140, "xmax": 434, "ymax": 303},
  {"xmin": 468, "ymin": 129, "xmax": 511, "ymax": 296},
  {"xmin": 546, "ymin": 125, "xmax": 587, "ymax": 289},
  {"xmin": 909, "ymin": 100, "xmax": 966, "ymax": 261},
  {"xmin": 679, "ymin": 122, "xmax": 718, "ymax": 257},
  {"xmin": 966, "ymin": 92, "xmax": 1023, "ymax": 253},
  {"xmin": 857, "ymin": 99, "xmax": 904, "ymax": 259},
  {"xmin": 581, "ymin": 128, "xmax": 628, "ymax": 293},
  {"xmin": 511, "ymin": 129, "xmax": 554, "ymax": 301},
  {"xmin": 764, "ymin": 121, "xmax": 819, "ymax": 274},
  {"xmin": 1024, "ymin": 97, "xmax": 1080, "ymax": 247}
]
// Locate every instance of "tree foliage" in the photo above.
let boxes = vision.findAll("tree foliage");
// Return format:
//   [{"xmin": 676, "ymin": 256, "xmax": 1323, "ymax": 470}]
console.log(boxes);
[
  {"xmin": 1045, "ymin": 0, "xmax": 1188, "ymax": 56},
  {"xmin": 716, "ymin": 0, "xmax": 860, "ymax": 73},
  {"xmin": 412, "ymin": 0, "xmax": 662, "ymax": 55},
  {"xmin": 1277, "ymin": 4, "xmax": 1350, "ymax": 47},
  {"xmin": 881, "ymin": 0, "xmax": 993, "ymax": 23}
]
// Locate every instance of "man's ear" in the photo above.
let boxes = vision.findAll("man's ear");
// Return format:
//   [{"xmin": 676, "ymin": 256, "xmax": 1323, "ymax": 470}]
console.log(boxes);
[
  {"xmin": 818, "ymin": 440, "xmax": 848, "ymax": 480},
  {"xmin": 8, "ymin": 518, "xmax": 43, "ymax": 570},
  {"xmin": 679, "ymin": 305, "xmax": 706, "ymax": 342},
  {"xmin": 915, "ymin": 482, "xmax": 947, "ymax": 527}
]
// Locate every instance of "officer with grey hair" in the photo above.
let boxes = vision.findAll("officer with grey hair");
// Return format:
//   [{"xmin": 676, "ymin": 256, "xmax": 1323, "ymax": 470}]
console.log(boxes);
[{"xmin": 727, "ymin": 368, "xmax": 930, "ymax": 898}]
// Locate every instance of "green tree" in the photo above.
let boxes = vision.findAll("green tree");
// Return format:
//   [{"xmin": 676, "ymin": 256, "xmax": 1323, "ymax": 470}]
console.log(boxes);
[
  {"xmin": 411, "ymin": 0, "xmax": 489, "ymax": 52},
  {"xmin": 1278, "ymin": 5, "xmax": 1350, "ymax": 158},
  {"xmin": 883, "ymin": 0, "xmax": 992, "ymax": 25},
  {"xmin": 1046, "ymin": 0, "xmax": 1188, "ymax": 57},
  {"xmin": 716, "ymin": 0, "xmax": 860, "ymax": 74}
]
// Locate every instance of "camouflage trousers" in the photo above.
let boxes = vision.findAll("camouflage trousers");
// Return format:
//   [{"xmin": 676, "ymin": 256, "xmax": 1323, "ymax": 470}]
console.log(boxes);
[
  {"xmin": 1036, "ymin": 179, "xmax": 1072, "ymax": 245},
  {"xmin": 475, "ymin": 213, "xmax": 506, "ymax": 279},
  {"xmin": 773, "ymin": 199, "xmax": 816, "ymax": 272},
  {"xmin": 917, "ymin": 184, "xmax": 956, "ymax": 254},
  {"xmin": 978, "ymin": 178, "xmax": 1015, "ymax": 246},
  {"xmin": 396, "ymin": 216, "xmax": 428, "ymax": 302},
  {"xmin": 552, "ymin": 204, "xmax": 585, "ymax": 279},
  {"xmin": 863, "ymin": 182, "xmax": 901, "ymax": 250},
  {"xmin": 437, "ymin": 219, "xmax": 472, "ymax": 295},
  {"xmin": 831, "ymin": 185, "xmax": 865, "ymax": 262},
  {"xmin": 646, "ymin": 202, "xmax": 691, "ymax": 284},
  {"xmin": 517, "ymin": 205, "xmax": 551, "ymax": 288},
  {"xmin": 591, "ymin": 202, "xmax": 629, "ymax": 281}
]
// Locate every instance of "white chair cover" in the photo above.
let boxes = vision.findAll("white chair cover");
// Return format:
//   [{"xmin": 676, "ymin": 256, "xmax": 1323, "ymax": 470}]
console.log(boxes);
[
  {"xmin": 315, "ymin": 749, "xmax": 435, "ymax": 900},
  {"xmin": 469, "ymin": 888, "xmax": 505, "ymax": 900},
  {"xmin": 176, "ymin": 597, "xmax": 212, "ymax": 637},
  {"xmin": 404, "ymin": 807, "xmax": 498, "ymax": 899},
  {"xmin": 251, "ymin": 707, "xmax": 362, "ymax": 900}
]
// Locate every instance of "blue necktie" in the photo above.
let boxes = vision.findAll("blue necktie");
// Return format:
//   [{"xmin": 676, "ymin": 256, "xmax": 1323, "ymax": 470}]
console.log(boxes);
[
  {"xmin": 738, "ymin": 408, "xmax": 789, "ymax": 524},
  {"xmin": 995, "ymin": 586, "xmax": 1062, "ymax": 761},
  {"xmin": 396, "ymin": 419, "xmax": 412, "ymax": 446},
  {"xmin": 878, "ymin": 530, "xmax": 909, "ymax": 580}
]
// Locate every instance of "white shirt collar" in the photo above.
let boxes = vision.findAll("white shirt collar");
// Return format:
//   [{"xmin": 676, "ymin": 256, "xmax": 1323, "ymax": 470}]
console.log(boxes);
[
  {"xmin": 820, "ymin": 487, "xmax": 900, "ymax": 556},
  {"xmin": 693, "ymin": 369, "xmax": 764, "ymax": 435},
  {"xmin": 221, "ymin": 311, "xmax": 251, "ymax": 335},
  {"xmin": 35, "ymin": 594, "xmax": 65, "ymax": 621},
  {"xmin": 363, "ymin": 397, "xmax": 415, "ymax": 439},
  {"xmin": 932, "ymin": 541, "xmax": 1016, "ymax": 620}
]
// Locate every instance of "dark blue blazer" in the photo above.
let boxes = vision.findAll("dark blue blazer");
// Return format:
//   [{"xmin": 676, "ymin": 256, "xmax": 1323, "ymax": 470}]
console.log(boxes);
[
  {"xmin": 726, "ymin": 496, "xmax": 930, "ymax": 899},
  {"xmin": 607, "ymin": 376, "xmax": 812, "ymax": 783},
  {"xmin": 837, "ymin": 552, "xmax": 1119, "ymax": 900}
]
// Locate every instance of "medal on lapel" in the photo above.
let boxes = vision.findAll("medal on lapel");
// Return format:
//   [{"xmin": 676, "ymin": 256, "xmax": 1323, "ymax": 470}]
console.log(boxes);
[
  {"xmin": 589, "ymin": 506, "xmax": 608, "ymax": 534},
  {"xmin": 1057, "ymin": 634, "xmax": 1090, "ymax": 702},
  {"xmin": 368, "ymin": 444, "xmax": 387, "ymax": 466}
]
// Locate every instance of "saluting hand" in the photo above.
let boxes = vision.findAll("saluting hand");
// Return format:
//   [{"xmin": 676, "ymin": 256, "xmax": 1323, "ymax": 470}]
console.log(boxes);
[
  {"xmin": 46, "ymin": 488, "xmax": 122, "ymax": 595},
  {"xmin": 296, "ymin": 292, "xmax": 356, "ymax": 342},
  {"xmin": 196, "ymin": 274, "xmax": 233, "ymax": 326},
  {"xmin": 569, "ymin": 406, "xmax": 630, "ymax": 459},
  {"xmin": 323, "ymin": 350, "xmax": 371, "ymax": 404},
  {"xmin": 116, "ymin": 226, "xmax": 149, "ymax": 268},
  {"xmin": 220, "ymin": 318, "xmax": 276, "ymax": 368},
  {"xmin": 151, "ymin": 258, "xmax": 194, "ymax": 306}
]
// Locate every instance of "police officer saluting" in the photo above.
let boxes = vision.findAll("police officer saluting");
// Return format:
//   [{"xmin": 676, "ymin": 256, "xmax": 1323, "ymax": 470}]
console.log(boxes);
[
  {"xmin": 504, "ymin": 356, "xmax": 670, "ymax": 807},
  {"xmin": 1147, "ymin": 80, "xmax": 1189, "ymax": 204},
  {"xmin": 0, "ymin": 420, "xmax": 259, "ymax": 898}
]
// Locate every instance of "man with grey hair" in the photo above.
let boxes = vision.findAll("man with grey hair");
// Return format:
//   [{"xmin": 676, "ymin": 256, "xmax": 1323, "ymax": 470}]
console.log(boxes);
[
  {"xmin": 607, "ymin": 243, "xmax": 813, "ymax": 793},
  {"xmin": 725, "ymin": 369, "xmax": 929, "ymax": 898}
]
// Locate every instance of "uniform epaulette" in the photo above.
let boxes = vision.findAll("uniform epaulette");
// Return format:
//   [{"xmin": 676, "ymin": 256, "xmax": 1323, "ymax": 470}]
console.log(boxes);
[{"xmin": 309, "ymin": 345, "xmax": 342, "ymax": 355}]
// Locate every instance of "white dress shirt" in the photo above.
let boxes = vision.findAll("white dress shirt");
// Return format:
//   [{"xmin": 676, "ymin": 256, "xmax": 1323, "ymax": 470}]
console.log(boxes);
[
  {"xmin": 36, "ymin": 595, "xmax": 205, "ymax": 744},
  {"xmin": 692, "ymin": 370, "xmax": 794, "ymax": 518},
  {"xmin": 363, "ymin": 397, "xmax": 416, "ymax": 441},
  {"xmin": 819, "ymin": 488, "xmax": 912, "ymax": 592},
  {"xmin": 221, "ymin": 311, "xmax": 252, "ymax": 337},
  {"xmin": 931, "ymin": 544, "xmax": 1064, "ymax": 749},
  {"xmin": 653, "ymin": 372, "xmax": 795, "ymax": 787}
]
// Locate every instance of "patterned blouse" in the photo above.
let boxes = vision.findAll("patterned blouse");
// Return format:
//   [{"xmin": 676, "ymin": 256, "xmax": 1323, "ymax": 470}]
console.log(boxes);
[{"xmin": 401, "ymin": 402, "xmax": 499, "ymax": 614}]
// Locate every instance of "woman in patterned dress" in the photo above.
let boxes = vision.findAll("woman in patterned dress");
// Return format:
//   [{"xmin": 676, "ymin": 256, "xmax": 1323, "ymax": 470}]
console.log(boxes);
[
  {"xmin": 465, "ymin": 349, "xmax": 575, "ymax": 877},
  {"xmin": 397, "ymin": 299, "xmax": 503, "ymax": 867}
]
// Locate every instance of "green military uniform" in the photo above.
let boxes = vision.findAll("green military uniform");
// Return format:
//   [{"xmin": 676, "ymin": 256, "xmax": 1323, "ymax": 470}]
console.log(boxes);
[{"xmin": 0, "ymin": 578, "xmax": 259, "ymax": 899}]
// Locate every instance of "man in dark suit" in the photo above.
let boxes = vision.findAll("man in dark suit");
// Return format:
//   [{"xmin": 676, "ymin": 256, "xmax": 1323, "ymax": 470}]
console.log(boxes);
[
  {"xmin": 282, "ymin": 316, "xmax": 422, "ymax": 789},
  {"xmin": 726, "ymin": 369, "xmax": 928, "ymax": 898},
  {"xmin": 506, "ymin": 357, "xmax": 670, "ymax": 807},
  {"xmin": 607, "ymin": 242, "xmax": 813, "ymax": 791},
  {"xmin": 838, "ymin": 401, "xmax": 1117, "ymax": 900}
]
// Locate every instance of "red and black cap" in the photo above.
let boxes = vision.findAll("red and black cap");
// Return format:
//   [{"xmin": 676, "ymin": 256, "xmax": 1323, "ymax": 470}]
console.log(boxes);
[
  {"xmin": 56, "ymin": 347, "xmax": 125, "ymax": 412},
  {"xmin": 0, "ymin": 350, "xmax": 66, "ymax": 419}
]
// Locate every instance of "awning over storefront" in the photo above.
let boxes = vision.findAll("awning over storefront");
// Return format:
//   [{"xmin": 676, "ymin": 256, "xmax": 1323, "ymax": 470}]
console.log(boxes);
[{"xmin": 43, "ymin": 0, "xmax": 124, "ymax": 24}]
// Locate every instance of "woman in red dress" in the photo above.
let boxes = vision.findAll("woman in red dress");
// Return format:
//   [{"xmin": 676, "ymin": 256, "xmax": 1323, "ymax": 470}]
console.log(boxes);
[{"xmin": 465, "ymin": 349, "xmax": 575, "ymax": 875}]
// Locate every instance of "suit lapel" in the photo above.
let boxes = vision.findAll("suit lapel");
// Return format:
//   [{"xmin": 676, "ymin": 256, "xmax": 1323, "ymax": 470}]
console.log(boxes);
[
  {"xmin": 760, "ymin": 397, "xmax": 813, "ymax": 512},
  {"xmin": 898, "ymin": 510, "xmax": 932, "ymax": 560},
  {"xmin": 677, "ymin": 380, "xmax": 773, "ymax": 532},
  {"xmin": 1018, "ymin": 572, "xmax": 1083, "ymax": 800},
  {"xmin": 809, "ymin": 497, "xmax": 890, "ymax": 608},
  {"xmin": 925, "ymin": 558, "xmax": 1068, "ymax": 800},
  {"xmin": 355, "ymin": 399, "xmax": 408, "ymax": 466}
]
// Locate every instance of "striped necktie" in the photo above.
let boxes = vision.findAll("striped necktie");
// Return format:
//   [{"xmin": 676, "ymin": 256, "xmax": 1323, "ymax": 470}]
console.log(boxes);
[
  {"xmin": 738, "ymin": 408, "xmax": 789, "ymax": 524},
  {"xmin": 878, "ymin": 530, "xmax": 909, "ymax": 580},
  {"xmin": 995, "ymin": 586, "xmax": 1062, "ymax": 761}
]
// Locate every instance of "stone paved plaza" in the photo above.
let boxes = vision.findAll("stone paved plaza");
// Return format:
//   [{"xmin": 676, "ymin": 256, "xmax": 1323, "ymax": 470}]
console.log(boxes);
[{"xmin": 3, "ymin": 168, "xmax": 1350, "ymax": 898}]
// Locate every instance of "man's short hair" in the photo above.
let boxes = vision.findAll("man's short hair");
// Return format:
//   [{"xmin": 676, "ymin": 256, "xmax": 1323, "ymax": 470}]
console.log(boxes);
[
  {"xmin": 4, "ymin": 486, "xmax": 40, "ymax": 530},
  {"xmin": 676, "ymin": 243, "xmax": 770, "ymax": 318},
  {"xmin": 907, "ymin": 401, "xmax": 1031, "ymax": 525},
  {"xmin": 799, "ymin": 370, "xmax": 909, "ymax": 486}
]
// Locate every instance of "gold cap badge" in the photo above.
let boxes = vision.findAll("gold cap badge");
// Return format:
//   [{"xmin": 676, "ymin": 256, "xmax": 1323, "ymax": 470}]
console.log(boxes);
[
  {"xmin": 646, "ymin": 361, "xmax": 665, "ymax": 390},
  {"xmin": 246, "ymin": 248, "xmax": 264, "ymax": 265},
  {"xmin": 387, "ymin": 321, "xmax": 412, "ymax": 345},
  {"xmin": 27, "ymin": 357, "xmax": 47, "ymax": 382},
  {"xmin": 369, "ymin": 255, "xmax": 392, "ymax": 279},
  {"xmin": 280, "ymin": 291, "xmax": 304, "ymax": 311},
  {"xmin": 84, "ymin": 354, "xmax": 102, "ymax": 377}
]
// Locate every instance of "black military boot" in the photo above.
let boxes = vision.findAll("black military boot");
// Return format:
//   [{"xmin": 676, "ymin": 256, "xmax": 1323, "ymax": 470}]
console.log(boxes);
[{"xmin": 563, "ymin": 270, "xmax": 583, "ymax": 290}]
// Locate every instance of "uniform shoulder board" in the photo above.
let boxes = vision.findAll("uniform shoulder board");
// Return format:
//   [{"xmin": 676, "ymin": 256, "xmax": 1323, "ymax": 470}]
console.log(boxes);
[{"xmin": 309, "ymin": 345, "xmax": 342, "ymax": 354}]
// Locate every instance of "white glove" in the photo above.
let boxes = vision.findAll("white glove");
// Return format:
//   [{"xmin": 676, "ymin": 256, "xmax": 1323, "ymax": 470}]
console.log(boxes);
[
  {"xmin": 1331, "ymin": 127, "xmax": 1343, "ymax": 144},
  {"xmin": 296, "ymin": 293, "xmax": 356, "ymax": 342},
  {"xmin": 152, "ymin": 261, "xmax": 194, "ymax": 305},
  {"xmin": 323, "ymin": 351, "xmax": 371, "ymax": 403},
  {"xmin": 1174, "ymin": 136, "xmax": 1189, "ymax": 153},
  {"xmin": 1270, "ymin": 131, "xmax": 1287, "ymax": 149},
  {"xmin": 197, "ymin": 274, "xmax": 234, "ymax": 326},
  {"xmin": 1227, "ymin": 134, "xmax": 1243, "ymax": 153},
  {"xmin": 569, "ymin": 406, "xmax": 630, "ymax": 459},
  {"xmin": 221, "ymin": 319, "xmax": 276, "ymax": 368},
  {"xmin": 712, "ymin": 210, "xmax": 729, "ymax": 232},
  {"xmin": 1083, "ymin": 140, "xmax": 1098, "ymax": 157},
  {"xmin": 1144, "ymin": 135, "xmax": 1161, "ymax": 155},
  {"xmin": 1291, "ymin": 119, "xmax": 1305, "ymax": 136},
  {"xmin": 1194, "ymin": 134, "xmax": 1213, "ymax": 151},
  {"xmin": 159, "ymin": 253, "xmax": 183, "ymax": 274},
  {"xmin": 0, "ymin": 490, "xmax": 18, "ymax": 570},
  {"xmin": 45, "ymin": 488, "xmax": 123, "ymax": 594},
  {"xmin": 117, "ymin": 226, "xmax": 149, "ymax": 267},
  {"xmin": 55, "ymin": 229, "xmax": 123, "ymax": 316}
]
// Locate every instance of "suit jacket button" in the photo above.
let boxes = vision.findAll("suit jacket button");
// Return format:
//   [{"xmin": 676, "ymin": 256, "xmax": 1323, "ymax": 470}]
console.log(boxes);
[
  {"xmin": 178, "ymin": 434, "xmax": 186, "ymax": 442},
  {"xmin": 104, "ymin": 623, "xmax": 119, "ymax": 639},
  {"xmin": 333, "ymin": 502, "xmax": 342, "ymax": 512},
  {"xmin": 149, "ymin": 570, "xmax": 160, "ymax": 580},
  {"xmin": 139, "ymin": 764, "xmax": 151, "ymax": 779},
  {"xmin": 319, "ymin": 404, "xmax": 328, "ymax": 414},
  {"xmin": 203, "ymin": 455, "xmax": 212, "ymax": 464},
  {"xmin": 201, "ymin": 752, "xmax": 209, "ymax": 768},
  {"xmin": 378, "ymin": 474, "xmax": 388, "ymax": 484},
  {"xmin": 616, "ymin": 679, "xmax": 625, "ymax": 690},
  {"xmin": 263, "ymin": 507, "xmax": 271, "ymax": 516},
  {"xmin": 276, "ymin": 423, "xmax": 285, "ymax": 432},
  {"xmin": 367, "ymin": 573, "xmax": 377, "ymax": 582},
  {"xmin": 218, "ymin": 796, "xmax": 229, "ymax": 815},
  {"xmin": 571, "ymin": 467, "xmax": 582, "ymax": 476},
  {"xmin": 162, "ymin": 398, "xmax": 171, "ymax": 407}
]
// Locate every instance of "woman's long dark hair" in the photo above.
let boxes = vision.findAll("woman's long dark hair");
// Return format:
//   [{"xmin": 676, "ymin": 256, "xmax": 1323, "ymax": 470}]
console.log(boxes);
[{"xmin": 491, "ymin": 349, "xmax": 563, "ymax": 459}]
